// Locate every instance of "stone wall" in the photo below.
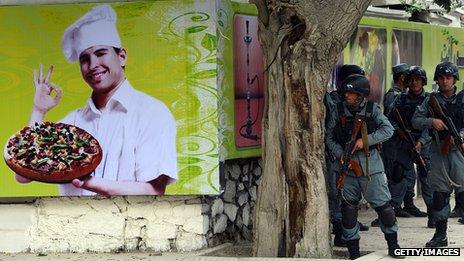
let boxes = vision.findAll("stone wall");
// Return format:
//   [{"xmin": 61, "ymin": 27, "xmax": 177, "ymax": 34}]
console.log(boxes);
[{"xmin": 203, "ymin": 158, "xmax": 262, "ymax": 244}]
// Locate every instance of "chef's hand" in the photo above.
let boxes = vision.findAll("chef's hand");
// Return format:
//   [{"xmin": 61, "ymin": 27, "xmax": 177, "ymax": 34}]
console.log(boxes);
[
  {"xmin": 15, "ymin": 174, "xmax": 32, "ymax": 183},
  {"xmin": 32, "ymin": 64, "xmax": 62, "ymax": 114},
  {"xmin": 29, "ymin": 64, "xmax": 62, "ymax": 126},
  {"xmin": 71, "ymin": 175, "xmax": 172, "ymax": 196}
]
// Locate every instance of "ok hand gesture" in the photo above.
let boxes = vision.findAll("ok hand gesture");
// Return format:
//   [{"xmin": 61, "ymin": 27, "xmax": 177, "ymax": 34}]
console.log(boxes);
[{"xmin": 32, "ymin": 64, "xmax": 62, "ymax": 114}]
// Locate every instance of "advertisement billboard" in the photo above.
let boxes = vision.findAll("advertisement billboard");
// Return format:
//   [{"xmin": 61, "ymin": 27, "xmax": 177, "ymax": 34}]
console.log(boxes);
[{"xmin": 0, "ymin": 1, "xmax": 220, "ymax": 197}]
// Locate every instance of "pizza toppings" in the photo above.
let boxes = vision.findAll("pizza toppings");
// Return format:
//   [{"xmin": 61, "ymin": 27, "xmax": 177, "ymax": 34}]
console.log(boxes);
[{"xmin": 6, "ymin": 122, "xmax": 100, "ymax": 174}]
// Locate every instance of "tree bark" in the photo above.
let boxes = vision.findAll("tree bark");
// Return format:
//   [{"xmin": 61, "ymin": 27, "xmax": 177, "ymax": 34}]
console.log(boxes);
[{"xmin": 251, "ymin": 0, "xmax": 372, "ymax": 257}]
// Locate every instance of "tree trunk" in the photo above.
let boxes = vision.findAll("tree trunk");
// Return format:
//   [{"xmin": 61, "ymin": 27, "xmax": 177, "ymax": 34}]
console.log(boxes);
[{"xmin": 251, "ymin": 0, "xmax": 372, "ymax": 257}]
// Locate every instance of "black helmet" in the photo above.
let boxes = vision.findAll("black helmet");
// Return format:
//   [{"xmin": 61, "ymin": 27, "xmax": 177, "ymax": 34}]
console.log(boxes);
[
  {"xmin": 434, "ymin": 61, "xmax": 459, "ymax": 81},
  {"xmin": 337, "ymin": 64, "xmax": 365, "ymax": 94},
  {"xmin": 392, "ymin": 63, "xmax": 409, "ymax": 76},
  {"xmin": 406, "ymin": 66, "xmax": 427, "ymax": 85},
  {"xmin": 338, "ymin": 64, "xmax": 365, "ymax": 82},
  {"xmin": 341, "ymin": 74, "xmax": 370, "ymax": 97}
]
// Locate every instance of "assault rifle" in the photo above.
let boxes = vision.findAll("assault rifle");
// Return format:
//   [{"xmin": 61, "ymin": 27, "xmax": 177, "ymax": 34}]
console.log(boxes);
[
  {"xmin": 336, "ymin": 115, "xmax": 364, "ymax": 189},
  {"xmin": 429, "ymin": 95, "xmax": 464, "ymax": 157},
  {"xmin": 393, "ymin": 108, "xmax": 427, "ymax": 174}
]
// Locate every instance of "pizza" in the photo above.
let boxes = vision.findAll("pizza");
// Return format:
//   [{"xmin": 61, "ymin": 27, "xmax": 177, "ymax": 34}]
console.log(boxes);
[{"xmin": 4, "ymin": 122, "xmax": 102, "ymax": 183}]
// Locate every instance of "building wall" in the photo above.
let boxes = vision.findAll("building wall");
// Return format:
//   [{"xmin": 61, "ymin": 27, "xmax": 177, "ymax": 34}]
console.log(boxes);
[
  {"xmin": 0, "ymin": 0, "xmax": 261, "ymax": 254},
  {"xmin": 0, "ymin": 196, "xmax": 207, "ymax": 253},
  {"xmin": 0, "ymin": 158, "xmax": 262, "ymax": 253}
]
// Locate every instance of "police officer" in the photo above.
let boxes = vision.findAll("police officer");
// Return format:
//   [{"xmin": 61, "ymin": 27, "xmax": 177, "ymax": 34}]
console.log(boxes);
[
  {"xmin": 388, "ymin": 66, "xmax": 433, "ymax": 227},
  {"xmin": 371, "ymin": 64, "xmax": 411, "ymax": 228},
  {"xmin": 326, "ymin": 75, "xmax": 402, "ymax": 259},
  {"xmin": 383, "ymin": 63, "xmax": 409, "ymax": 115},
  {"xmin": 324, "ymin": 65, "xmax": 369, "ymax": 247},
  {"xmin": 412, "ymin": 61, "xmax": 464, "ymax": 247}
]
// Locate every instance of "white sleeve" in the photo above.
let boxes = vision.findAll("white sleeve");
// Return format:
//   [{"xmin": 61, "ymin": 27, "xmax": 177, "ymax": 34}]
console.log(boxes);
[{"xmin": 135, "ymin": 107, "xmax": 177, "ymax": 183}]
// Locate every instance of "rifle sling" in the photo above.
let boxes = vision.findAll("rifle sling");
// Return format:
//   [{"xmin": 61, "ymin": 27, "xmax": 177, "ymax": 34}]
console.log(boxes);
[
  {"xmin": 428, "ymin": 95, "xmax": 444, "ymax": 153},
  {"xmin": 361, "ymin": 120, "xmax": 369, "ymax": 176}
]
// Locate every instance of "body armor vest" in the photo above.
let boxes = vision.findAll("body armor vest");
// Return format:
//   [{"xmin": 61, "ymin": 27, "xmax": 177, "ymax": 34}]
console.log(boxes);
[
  {"xmin": 334, "ymin": 101, "xmax": 378, "ymax": 148},
  {"xmin": 431, "ymin": 92, "xmax": 464, "ymax": 140},
  {"xmin": 395, "ymin": 92, "xmax": 428, "ymax": 141}
]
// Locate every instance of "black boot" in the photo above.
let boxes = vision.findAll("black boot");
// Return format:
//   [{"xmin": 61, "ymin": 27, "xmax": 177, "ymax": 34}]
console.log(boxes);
[
  {"xmin": 403, "ymin": 196, "xmax": 427, "ymax": 217},
  {"xmin": 394, "ymin": 206, "xmax": 412, "ymax": 217},
  {"xmin": 346, "ymin": 239, "xmax": 360, "ymax": 260},
  {"xmin": 385, "ymin": 232, "xmax": 405, "ymax": 259},
  {"xmin": 333, "ymin": 221, "xmax": 346, "ymax": 247},
  {"xmin": 425, "ymin": 220, "xmax": 448, "ymax": 247},
  {"xmin": 358, "ymin": 221, "xmax": 369, "ymax": 231},
  {"xmin": 371, "ymin": 218, "xmax": 380, "ymax": 227}
]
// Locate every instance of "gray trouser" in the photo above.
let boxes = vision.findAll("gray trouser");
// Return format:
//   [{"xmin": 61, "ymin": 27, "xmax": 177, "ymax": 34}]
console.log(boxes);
[
  {"xmin": 340, "ymin": 172, "xmax": 398, "ymax": 241},
  {"xmin": 389, "ymin": 167, "xmax": 433, "ymax": 209},
  {"xmin": 388, "ymin": 168, "xmax": 413, "ymax": 208},
  {"xmin": 404, "ymin": 168, "xmax": 417, "ymax": 202},
  {"xmin": 429, "ymin": 145, "xmax": 464, "ymax": 221},
  {"xmin": 410, "ymin": 162, "xmax": 434, "ymax": 208},
  {"xmin": 383, "ymin": 137, "xmax": 413, "ymax": 208}
]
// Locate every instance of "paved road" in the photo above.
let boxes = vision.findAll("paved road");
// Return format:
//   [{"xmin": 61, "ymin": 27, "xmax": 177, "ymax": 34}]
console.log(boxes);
[{"xmin": 353, "ymin": 196, "xmax": 464, "ymax": 256}]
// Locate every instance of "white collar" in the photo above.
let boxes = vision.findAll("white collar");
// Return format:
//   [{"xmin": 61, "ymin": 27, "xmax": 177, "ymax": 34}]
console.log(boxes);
[{"xmin": 85, "ymin": 79, "xmax": 134, "ymax": 115}]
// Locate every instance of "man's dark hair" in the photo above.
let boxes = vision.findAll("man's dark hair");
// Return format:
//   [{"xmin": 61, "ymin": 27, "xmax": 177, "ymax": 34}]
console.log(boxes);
[{"xmin": 113, "ymin": 47, "xmax": 125, "ymax": 70}]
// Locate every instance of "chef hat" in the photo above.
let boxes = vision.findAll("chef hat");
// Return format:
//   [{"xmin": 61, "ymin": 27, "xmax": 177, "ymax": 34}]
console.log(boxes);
[{"xmin": 61, "ymin": 4, "xmax": 121, "ymax": 62}]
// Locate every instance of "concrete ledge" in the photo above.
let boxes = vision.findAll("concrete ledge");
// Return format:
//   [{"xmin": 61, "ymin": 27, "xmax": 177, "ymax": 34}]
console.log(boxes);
[{"xmin": 0, "ymin": 196, "xmax": 208, "ymax": 253}]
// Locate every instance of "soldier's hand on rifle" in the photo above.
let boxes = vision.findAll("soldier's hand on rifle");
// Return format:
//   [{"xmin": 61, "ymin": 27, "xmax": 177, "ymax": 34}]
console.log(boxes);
[
  {"xmin": 339, "ymin": 157, "xmax": 352, "ymax": 168},
  {"xmin": 351, "ymin": 138, "xmax": 364, "ymax": 154},
  {"xmin": 397, "ymin": 129, "xmax": 407, "ymax": 139},
  {"xmin": 415, "ymin": 141, "xmax": 422, "ymax": 151},
  {"xmin": 432, "ymin": 118, "xmax": 448, "ymax": 131}
]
